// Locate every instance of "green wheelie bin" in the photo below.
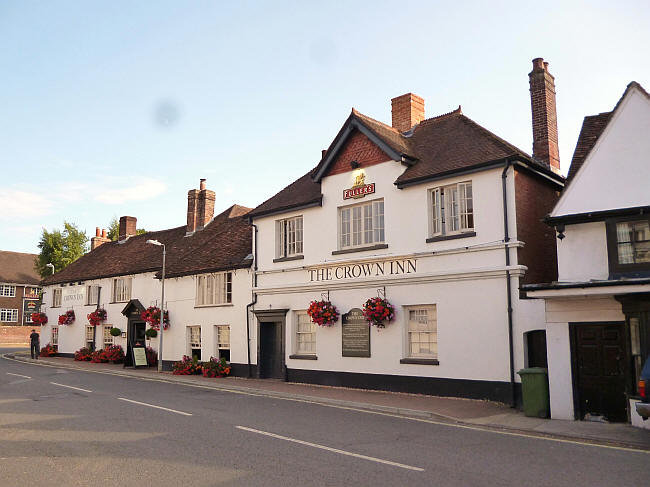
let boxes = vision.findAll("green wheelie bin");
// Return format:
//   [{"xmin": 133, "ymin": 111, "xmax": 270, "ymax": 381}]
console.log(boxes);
[{"xmin": 517, "ymin": 367, "xmax": 550, "ymax": 418}]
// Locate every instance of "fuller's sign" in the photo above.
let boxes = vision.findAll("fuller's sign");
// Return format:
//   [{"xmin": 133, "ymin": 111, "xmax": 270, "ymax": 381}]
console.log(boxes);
[
  {"xmin": 343, "ymin": 172, "xmax": 375, "ymax": 200},
  {"xmin": 309, "ymin": 258, "xmax": 417, "ymax": 282}
]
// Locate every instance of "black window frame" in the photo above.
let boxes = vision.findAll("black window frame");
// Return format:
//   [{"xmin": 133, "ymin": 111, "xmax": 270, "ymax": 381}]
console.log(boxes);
[{"xmin": 606, "ymin": 215, "xmax": 650, "ymax": 278}]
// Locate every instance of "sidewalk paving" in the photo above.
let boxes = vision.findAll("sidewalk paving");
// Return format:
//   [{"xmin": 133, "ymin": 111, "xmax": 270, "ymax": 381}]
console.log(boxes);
[{"xmin": 6, "ymin": 352, "xmax": 650, "ymax": 450}]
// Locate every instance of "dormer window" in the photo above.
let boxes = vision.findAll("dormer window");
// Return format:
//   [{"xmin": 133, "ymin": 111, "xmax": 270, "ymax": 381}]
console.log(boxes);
[
  {"xmin": 275, "ymin": 216, "xmax": 303, "ymax": 260},
  {"xmin": 607, "ymin": 217, "xmax": 650, "ymax": 277},
  {"xmin": 428, "ymin": 182, "xmax": 474, "ymax": 240}
]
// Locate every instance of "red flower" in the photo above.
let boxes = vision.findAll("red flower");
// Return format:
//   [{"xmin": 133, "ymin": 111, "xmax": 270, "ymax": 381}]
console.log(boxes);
[
  {"xmin": 362, "ymin": 297, "xmax": 395, "ymax": 328},
  {"xmin": 307, "ymin": 300, "xmax": 339, "ymax": 327}
]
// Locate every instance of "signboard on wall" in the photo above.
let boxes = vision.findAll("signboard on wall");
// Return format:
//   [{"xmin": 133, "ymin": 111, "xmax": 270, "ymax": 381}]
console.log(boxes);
[
  {"xmin": 62, "ymin": 286, "xmax": 86, "ymax": 307},
  {"xmin": 23, "ymin": 299, "xmax": 41, "ymax": 322},
  {"xmin": 342, "ymin": 308, "xmax": 370, "ymax": 357}
]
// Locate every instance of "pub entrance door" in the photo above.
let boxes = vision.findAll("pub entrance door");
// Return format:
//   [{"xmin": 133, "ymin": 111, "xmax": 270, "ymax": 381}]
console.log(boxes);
[
  {"xmin": 571, "ymin": 323, "xmax": 629, "ymax": 422},
  {"xmin": 125, "ymin": 321, "xmax": 146, "ymax": 367},
  {"xmin": 259, "ymin": 322, "xmax": 284, "ymax": 379}
]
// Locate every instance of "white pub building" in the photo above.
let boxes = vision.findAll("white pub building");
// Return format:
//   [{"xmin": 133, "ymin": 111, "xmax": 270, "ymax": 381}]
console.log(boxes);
[{"xmin": 247, "ymin": 59, "xmax": 565, "ymax": 404}]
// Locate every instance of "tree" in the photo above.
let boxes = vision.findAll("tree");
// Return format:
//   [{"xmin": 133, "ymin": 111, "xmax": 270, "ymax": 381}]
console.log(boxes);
[
  {"xmin": 106, "ymin": 217, "xmax": 146, "ymax": 241},
  {"xmin": 36, "ymin": 222, "xmax": 88, "ymax": 278}
]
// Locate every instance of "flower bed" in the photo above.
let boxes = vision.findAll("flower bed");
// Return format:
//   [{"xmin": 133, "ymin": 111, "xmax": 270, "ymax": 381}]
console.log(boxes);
[
  {"xmin": 307, "ymin": 300, "xmax": 339, "ymax": 326},
  {"xmin": 58, "ymin": 310, "xmax": 75, "ymax": 325},
  {"xmin": 39, "ymin": 343, "xmax": 57, "ymax": 357},
  {"xmin": 90, "ymin": 349, "xmax": 108, "ymax": 363},
  {"xmin": 141, "ymin": 306, "xmax": 169, "ymax": 331},
  {"xmin": 201, "ymin": 357, "xmax": 231, "ymax": 378},
  {"xmin": 31, "ymin": 312, "xmax": 48, "ymax": 326},
  {"xmin": 362, "ymin": 297, "xmax": 395, "ymax": 328},
  {"xmin": 103, "ymin": 345, "xmax": 125, "ymax": 363},
  {"xmin": 172, "ymin": 355, "xmax": 202, "ymax": 375},
  {"xmin": 87, "ymin": 308, "xmax": 107, "ymax": 326},
  {"xmin": 74, "ymin": 347, "xmax": 93, "ymax": 361}
]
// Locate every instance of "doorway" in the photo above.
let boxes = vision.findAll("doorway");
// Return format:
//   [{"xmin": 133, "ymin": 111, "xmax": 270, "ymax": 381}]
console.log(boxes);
[
  {"xmin": 571, "ymin": 322, "xmax": 629, "ymax": 422},
  {"xmin": 259, "ymin": 322, "xmax": 284, "ymax": 379},
  {"xmin": 125, "ymin": 321, "xmax": 146, "ymax": 367}
]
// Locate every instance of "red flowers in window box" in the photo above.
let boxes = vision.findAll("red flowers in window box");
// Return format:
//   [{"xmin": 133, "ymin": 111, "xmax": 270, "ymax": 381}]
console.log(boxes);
[
  {"xmin": 141, "ymin": 306, "xmax": 170, "ymax": 330},
  {"xmin": 74, "ymin": 347, "xmax": 93, "ymax": 361},
  {"xmin": 58, "ymin": 310, "xmax": 75, "ymax": 325},
  {"xmin": 307, "ymin": 300, "xmax": 339, "ymax": 327},
  {"xmin": 31, "ymin": 312, "xmax": 48, "ymax": 326},
  {"xmin": 87, "ymin": 308, "xmax": 107, "ymax": 326},
  {"xmin": 172, "ymin": 355, "xmax": 202, "ymax": 375},
  {"xmin": 362, "ymin": 297, "xmax": 395, "ymax": 328},
  {"xmin": 201, "ymin": 357, "xmax": 231, "ymax": 378}
]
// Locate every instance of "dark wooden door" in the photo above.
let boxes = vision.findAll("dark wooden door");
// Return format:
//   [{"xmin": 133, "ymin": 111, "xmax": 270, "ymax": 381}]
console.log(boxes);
[
  {"xmin": 573, "ymin": 323, "xmax": 629, "ymax": 422},
  {"xmin": 259, "ymin": 322, "xmax": 284, "ymax": 379},
  {"xmin": 125, "ymin": 321, "xmax": 146, "ymax": 367}
]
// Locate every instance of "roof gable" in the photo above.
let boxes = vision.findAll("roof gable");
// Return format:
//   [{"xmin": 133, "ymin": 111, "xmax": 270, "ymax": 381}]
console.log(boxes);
[{"xmin": 552, "ymin": 82, "xmax": 650, "ymax": 217}]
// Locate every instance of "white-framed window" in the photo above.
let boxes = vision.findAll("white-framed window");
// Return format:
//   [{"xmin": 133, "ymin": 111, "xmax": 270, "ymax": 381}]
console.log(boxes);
[
  {"xmin": 112, "ymin": 278, "xmax": 131, "ymax": 303},
  {"xmin": 52, "ymin": 288, "xmax": 62, "ymax": 307},
  {"xmin": 85, "ymin": 325, "xmax": 95, "ymax": 349},
  {"xmin": 339, "ymin": 199, "xmax": 384, "ymax": 249},
  {"xmin": 86, "ymin": 285, "xmax": 100, "ymax": 306},
  {"xmin": 103, "ymin": 325, "xmax": 113, "ymax": 348},
  {"xmin": 295, "ymin": 311, "xmax": 316, "ymax": 355},
  {"xmin": 51, "ymin": 326, "xmax": 58, "ymax": 349},
  {"xmin": 0, "ymin": 284, "xmax": 16, "ymax": 297},
  {"xmin": 429, "ymin": 182, "xmax": 473, "ymax": 237},
  {"xmin": 216, "ymin": 325, "xmax": 231, "ymax": 362},
  {"xmin": 188, "ymin": 326, "xmax": 202, "ymax": 360},
  {"xmin": 195, "ymin": 272, "xmax": 232, "ymax": 306},
  {"xmin": 0, "ymin": 309, "xmax": 18, "ymax": 322},
  {"xmin": 275, "ymin": 216, "xmax": 304, "ymax": 259},
  {"xmin": 25, "ymin": 312, "xmax": 33, "ymax": 323},
  {"xmin": 405, "ymin": 305, "xmax": 438, "ymax": 359}
]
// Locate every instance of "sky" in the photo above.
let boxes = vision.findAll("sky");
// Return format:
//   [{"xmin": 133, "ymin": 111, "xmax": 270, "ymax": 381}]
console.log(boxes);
[{"xmin": 1, "ymin": 0, "xmax": 649, "ymax": 253}]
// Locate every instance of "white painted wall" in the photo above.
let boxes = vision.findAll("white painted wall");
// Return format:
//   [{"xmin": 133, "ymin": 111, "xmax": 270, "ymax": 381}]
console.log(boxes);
[
  {"xmin": 553, "ymin": 86, "xmax": 650, "ymax": 216},
  {"xmin": 556, "ymin": 222, "xmax": 609, "ymax": 282}
]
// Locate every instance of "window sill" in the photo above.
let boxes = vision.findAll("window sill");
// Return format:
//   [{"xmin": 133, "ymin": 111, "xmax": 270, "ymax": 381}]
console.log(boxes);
[
  {"xmin": 332, "ymin": 244, "xmax": 388, "ymax": 255},
  {"xmin": 109, "ymin": 301, "xmax": 129, "ymax": 304},
  {"xmin": 194, "ymin": 303, "xmax": 234, "ymax": 308},
  {"xmin": 273, "ymin": 255, "xmax": 304, "ymax": 263},
  {"xmin": 289, "ymin": 354, "xmax": 318, "ymax": 360},
  {"xmin": 426, "ymin": 231, "xmax": 476, "ymax": 243},
  {"xmin": 400, "ymin": 358, "xmax": 439, "ymax": 365}
]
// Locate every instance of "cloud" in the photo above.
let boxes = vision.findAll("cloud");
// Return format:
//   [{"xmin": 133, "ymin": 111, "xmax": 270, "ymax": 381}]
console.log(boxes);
[
  {"xmin": 0, "ymin": 190, "xmax": 54, "ymax": 220},
  {"xmin": 94, "ymin": 178, "xmax": 167, "ymax": 204}
]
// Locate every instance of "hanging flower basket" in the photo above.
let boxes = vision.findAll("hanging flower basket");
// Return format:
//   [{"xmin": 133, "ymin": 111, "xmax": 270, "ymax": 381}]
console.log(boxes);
[
  {"xmin": 307, "ymin": 300, "xmax": 339, "ymax": 326},
  {"xmin": 141, "ymin": 306, "xmax": 169, "ymax": 330},
  {"xmin": 362, "ymin": 297, "xmax": 395, "ymax": 328},
  {"xmin": 58, "ymin": 309, "xmax": 75, "ymax": 325},
  {"xmin": 31, "ymin": 312, "xmax": 48, "ymax": 326},
  {"xmin": 87, "ymin": 308, "xmax": 107, "ymax": 326}
]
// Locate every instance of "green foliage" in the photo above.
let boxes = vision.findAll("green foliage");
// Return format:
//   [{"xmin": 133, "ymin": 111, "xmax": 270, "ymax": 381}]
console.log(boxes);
[
  {"xmin": 36, "ymin": 222, "xmax": 88, "ymax": 278},
  {"xmin": 109, "ymin": 327, "xmax": 122, "ymax": 337},
  {"xmin": 107, "ymin": 217, "xmax": 146, "ymax": 241}
]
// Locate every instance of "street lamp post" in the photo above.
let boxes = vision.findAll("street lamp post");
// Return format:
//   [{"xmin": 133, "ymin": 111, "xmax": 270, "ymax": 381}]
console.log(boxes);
[{"xmin": 146, "ymin": 239, "xmax": 166, "ymax": 373}]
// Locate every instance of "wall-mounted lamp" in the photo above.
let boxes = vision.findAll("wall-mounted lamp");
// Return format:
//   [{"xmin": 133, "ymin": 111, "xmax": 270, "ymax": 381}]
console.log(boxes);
[
  {"xmin": 350, "ymin": 160, "xmax": 360, "ymax": 169},
  {"xmin": 555, "ymin": 224, "xmax": 565, "ymax": 240}
]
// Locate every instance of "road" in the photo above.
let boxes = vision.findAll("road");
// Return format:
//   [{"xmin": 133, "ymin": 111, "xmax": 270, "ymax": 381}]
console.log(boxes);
[{"xmin": 0, "ymin": 348, "xmax": 648, "ymax": 486}]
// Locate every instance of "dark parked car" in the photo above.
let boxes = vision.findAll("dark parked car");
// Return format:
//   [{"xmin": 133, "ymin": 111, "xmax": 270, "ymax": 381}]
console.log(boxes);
[{"xmin": 636, "ymin": 356, "xmax": 650, "ymax": 420}]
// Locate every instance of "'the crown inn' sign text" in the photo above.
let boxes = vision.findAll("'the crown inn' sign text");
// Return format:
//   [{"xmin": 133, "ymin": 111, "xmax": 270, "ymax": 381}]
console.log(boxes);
[
  {"xmin": 309, "ymin": 258, "xmax": 417, "ymax": 282},
  {"xmin": 62, "ymin": 286, "xmax": 86, "ymax": 307}
]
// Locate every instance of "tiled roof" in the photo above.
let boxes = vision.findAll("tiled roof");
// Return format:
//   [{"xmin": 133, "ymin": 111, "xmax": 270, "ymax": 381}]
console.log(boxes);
[
  {"xmin": 41, "ymin": 205, "xmax": 252, "ymax": 285},
  {"xmin": 247, "ymin": 170, "xmax": 322, "ymax": 219},
  {"xmin": 249, "ymin": 106, "xmax": 561, "ymax": 218},
  {"xmin": 566, "ymin": 112, "xmax": 612, "ymax": 183},
  {"xmin": 0, "ymin": 251, "xmax": 40, "ymax": 285}
]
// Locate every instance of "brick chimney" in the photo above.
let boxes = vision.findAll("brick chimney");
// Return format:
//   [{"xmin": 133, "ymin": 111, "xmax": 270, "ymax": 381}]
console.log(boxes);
[
  {"xmin": 187, "ymin": 179, "xmax": 215, "ymax": 233},
  {"xmin": 118, "ymin": 216, "xmax": 137, "ymax": 241},
  {"xmin": 529, "ymin": 58, "xmax": 560, "ymax": 173},
  {"xmin": 91, "ymin": 227, "xmax": 111, "ymax": 250},
  {"xmin": 391, "ymin": 93, "xmax": 425, "ymax": 133}
]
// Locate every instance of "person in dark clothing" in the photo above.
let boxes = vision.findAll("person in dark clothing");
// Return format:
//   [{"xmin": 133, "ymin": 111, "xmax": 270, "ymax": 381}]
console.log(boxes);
[{"xmin": 29, "ymin": 329, "xmax": 40, "ymax": 359}]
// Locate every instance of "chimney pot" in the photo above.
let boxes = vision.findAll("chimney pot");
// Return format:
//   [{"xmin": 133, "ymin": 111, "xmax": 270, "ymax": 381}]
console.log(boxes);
[
  {"xmin": 95, "ymin": 227, "xmax": 101, "ymax": 237},
  {"xmin": 102, "ymin": 228, "xmax": 107, "ymax": 238},
  {"xmin": 529, "ymin": 57, "xmax": 560, "ymax": 173},
  {"xmin": 200, "ymin": 178, "xmax": 206, "ymax": 190},
  {"xmin": 391, "ymin": 93, "xmax": 425, "ymax": 133}
]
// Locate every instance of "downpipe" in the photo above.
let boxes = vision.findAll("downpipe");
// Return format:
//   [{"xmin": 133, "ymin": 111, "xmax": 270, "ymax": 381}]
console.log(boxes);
[{"xmin": 245, "ymin": 223, "xmax": 258, "ymax": 378}]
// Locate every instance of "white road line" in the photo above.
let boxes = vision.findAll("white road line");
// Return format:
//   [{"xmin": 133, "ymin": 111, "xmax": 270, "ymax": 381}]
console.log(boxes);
[
  {"xmin": 50, "ymin": 382, "xmax": 92, "ymax": 393},
  {"xmin": 236, "ymin": 426, "xmax": 424, "ymax": 472},
  {"xmin": 118, "ymin": 397, "xmax": 193, "ymax": 416},
  {"xmin": 6, "ymin": 372, "xmax": 31, "ymax": 379}
]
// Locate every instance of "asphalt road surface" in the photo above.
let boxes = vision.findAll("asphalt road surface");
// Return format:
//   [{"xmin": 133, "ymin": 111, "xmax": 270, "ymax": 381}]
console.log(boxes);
[{"xmin": 1, "ymin": 348, "xmax": 648, "ymax": 486}]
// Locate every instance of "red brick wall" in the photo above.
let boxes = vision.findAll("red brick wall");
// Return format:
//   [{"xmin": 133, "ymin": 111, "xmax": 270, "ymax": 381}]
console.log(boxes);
[
  {"xmin": 0, "ymin": 286, "xmax": 26, "ymax": 325},
  {"xmin": 326, "ymin": 130, "xmax": 392, "ymax": 177},
  {"xmin": 0, "ymin": 325, "xmax": 31, "ymax": 345},
  {"xmin": 514, "ymin": 168, "xmax": 560, "ymax": 285}
]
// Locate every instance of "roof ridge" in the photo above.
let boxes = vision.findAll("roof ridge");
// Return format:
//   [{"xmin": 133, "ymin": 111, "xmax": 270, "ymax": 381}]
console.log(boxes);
[{"xmin": 418, "ymin": 106, "xmax": 463, "ymax": 126}]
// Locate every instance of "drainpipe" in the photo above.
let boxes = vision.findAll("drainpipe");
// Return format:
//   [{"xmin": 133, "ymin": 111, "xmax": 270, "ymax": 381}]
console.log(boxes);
[
  {"xmin": 501, "ymin": 158, "xmax": 516, "ymax": 408},
  {"xmin": 245, "ymin": 223, "xmax": 258, "ymax": 378}
]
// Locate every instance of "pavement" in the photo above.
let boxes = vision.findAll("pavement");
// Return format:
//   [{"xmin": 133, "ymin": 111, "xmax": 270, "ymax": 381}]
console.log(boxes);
[{"xmin": 5, "ymin": 350, "xmax": 650, "ymax": 451}]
